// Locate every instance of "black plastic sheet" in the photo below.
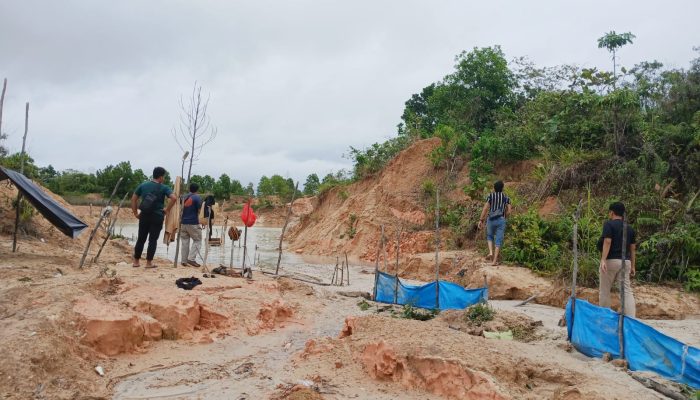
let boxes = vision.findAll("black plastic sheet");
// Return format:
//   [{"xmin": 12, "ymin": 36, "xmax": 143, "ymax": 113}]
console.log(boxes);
[{"xmin": 0, "ymin": 166, "xmax": 88, "ymax": 238}]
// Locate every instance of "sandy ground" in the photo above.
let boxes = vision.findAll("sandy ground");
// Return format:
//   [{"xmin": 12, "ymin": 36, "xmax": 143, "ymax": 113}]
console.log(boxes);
[{"xmin": 1, "ymin": 169, "xmax": 699, "ymax": 400}]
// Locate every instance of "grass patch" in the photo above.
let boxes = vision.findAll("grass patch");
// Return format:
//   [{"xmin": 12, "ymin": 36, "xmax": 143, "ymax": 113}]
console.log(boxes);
[
  {"xmin": 465, "ymin": 302, "xmax": 494, "ymax": 326},
  {"xmin": 392, "ymin": 304, "xmax": 439, "ymax": 321},
  {"xmin": 357, "ymin": 299, "xmax": 371, "ymax": 311}
]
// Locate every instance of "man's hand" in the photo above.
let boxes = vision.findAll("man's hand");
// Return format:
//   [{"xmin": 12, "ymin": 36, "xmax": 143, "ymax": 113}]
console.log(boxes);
[
  {"xmin": 133, "ymin": 210, "xmax": 140, "ymax": 220},
  {"xmin": 478, "ymin": 220, "xmax": 484, "ymax": 230},
  {"xmin": 599, "ymin": 259, "xmax": 607, "ymax": 274},
  {"xmin": 630, "ymin": 264, "xmax": 636, "ymax": 277}
]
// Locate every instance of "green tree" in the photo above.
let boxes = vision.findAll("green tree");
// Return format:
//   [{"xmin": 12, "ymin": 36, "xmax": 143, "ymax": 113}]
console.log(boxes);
[
  {"xmin": 96, "ymin": 161, "xmax": 143, "ymax": 197},
  {"xmin": 213, "ymin": 173, "xmax": 232, "ymax": 200},
  {"xmin": 0, "ymin": 152, "xmax": 39, "ymax": 178},
  {"xmin": 597, "ymin": 31, "xmax": 636, "ymax": 85},
  {"xmin": 257, "ymin": 176, "xmax": 273, "ymax": 197},
  {"xmin": 245, "ymin": 182, "xmax": 255, "ymax": 197},
  {"xmin": 303, "ymin": 173, "xmax": 320, "ymax": 196}
]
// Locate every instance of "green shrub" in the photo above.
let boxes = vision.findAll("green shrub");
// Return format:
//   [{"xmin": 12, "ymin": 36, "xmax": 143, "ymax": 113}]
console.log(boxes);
[{"xmin": 465, "ymin": 303, "xmax": 495, "ymax": 325}]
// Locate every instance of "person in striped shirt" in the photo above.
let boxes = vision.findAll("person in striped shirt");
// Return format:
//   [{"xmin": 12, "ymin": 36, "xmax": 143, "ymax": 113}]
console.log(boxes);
[{"xmin": 478, "ymin": 181, "xmax": 511, "ymax": 265}]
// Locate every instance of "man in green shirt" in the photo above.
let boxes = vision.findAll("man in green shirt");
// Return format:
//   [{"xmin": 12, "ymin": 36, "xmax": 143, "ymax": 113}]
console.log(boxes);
[{"xmin": 131, "ymin": 166, "xmax": 176, "ymax": 268}]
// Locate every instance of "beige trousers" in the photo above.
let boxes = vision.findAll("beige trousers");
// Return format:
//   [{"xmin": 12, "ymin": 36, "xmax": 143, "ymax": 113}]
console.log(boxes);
[
  {"xmin": 599, "ymin": 259, "xmax": 636, "ymax": 317},
  {"xmin": 180, "ymin": 224, "xmax": 202, "ymax": 263}
]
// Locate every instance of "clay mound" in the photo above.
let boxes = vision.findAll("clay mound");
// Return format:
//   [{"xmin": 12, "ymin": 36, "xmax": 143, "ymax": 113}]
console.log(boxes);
[
  {"xmin": 321, "ymin": 315, "xmax": 662, "ymax": 400},
  {"xmin": 287, "ymin": 138, "xmax": 444, "ymax": 261}
]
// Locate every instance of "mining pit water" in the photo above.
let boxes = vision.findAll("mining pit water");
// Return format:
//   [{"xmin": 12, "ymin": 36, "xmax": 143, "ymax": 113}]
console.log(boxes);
[{"xmin": 114, "ymin": 222, "xmax": 372, "ymax": 283}]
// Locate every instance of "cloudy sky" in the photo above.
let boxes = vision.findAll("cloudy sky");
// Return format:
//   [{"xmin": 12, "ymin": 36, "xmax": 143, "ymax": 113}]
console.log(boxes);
[{"xmin": 1, "ymin": 0, "xmax": 698, "ymax": 187}]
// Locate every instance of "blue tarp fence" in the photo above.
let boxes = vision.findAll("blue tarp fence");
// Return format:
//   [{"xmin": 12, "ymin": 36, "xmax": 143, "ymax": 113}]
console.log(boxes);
[
  {"xmin": 566, "ymin": 298, "xmax": 700, "ymax": 389},
  {"xmin": 374, "ymin": 271, "xmax": 488, "ymax": 310}
]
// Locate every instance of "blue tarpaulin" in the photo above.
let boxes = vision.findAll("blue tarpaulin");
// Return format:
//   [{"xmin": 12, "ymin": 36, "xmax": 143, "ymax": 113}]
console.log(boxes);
[
  {"xmin": 375, "ymin": 271, "xmax": 487, "ymax": 310},
  {"xmin": 566, "ymin": 298, "xmax": 700, "ymax": 389}
]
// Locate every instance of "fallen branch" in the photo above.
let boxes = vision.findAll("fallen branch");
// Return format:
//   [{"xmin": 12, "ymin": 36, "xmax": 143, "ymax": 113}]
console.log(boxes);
[
  {"xmin": 515, "ymin": 293, "xmax": 539, "ymax": 307},
  {"xmin": 627, "ymin": 372, "xmax": 688, "ymax": 400}
]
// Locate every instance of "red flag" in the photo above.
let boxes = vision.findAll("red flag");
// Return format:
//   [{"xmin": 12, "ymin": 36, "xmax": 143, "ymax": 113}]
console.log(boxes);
[{"xmin": 241, "ymin": 201, "xmax": 257, "ymax": 227}]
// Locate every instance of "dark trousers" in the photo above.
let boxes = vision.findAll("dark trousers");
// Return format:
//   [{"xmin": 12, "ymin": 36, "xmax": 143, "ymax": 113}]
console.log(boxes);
[{"xmin": 133, "ymin": 213, "xmax": 164, "ymax": 261}]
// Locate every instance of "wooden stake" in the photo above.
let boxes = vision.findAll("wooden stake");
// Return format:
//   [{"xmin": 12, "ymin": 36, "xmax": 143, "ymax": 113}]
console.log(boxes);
[
  {"xmin": 569, "ymin": 199, "xmax": 583, "ymax": 338},
  {"xmin": 344, "ymin": 251, "xmax": 350, "ymax": 286},
  {"xmin": 12, "ymin": 102, "xmax": 29, "ymax": 253},
  {"xmin": 618, "ymin": 217, "xmax": 628, "ymax": 360},
  {"xmin": 79, "ymin": 177, "xmax": 123, "ymax": 268},
  {"xmin": 340, "ymin": 257, "xmax": 345, "ymax": 287},
  {"xmin": 394, "ymin": 226, "xmax": 402, "ymax": 304},
  {"xmin": 0, "ymin": 78, "xmax": 6, "ymax": 137},
  {"xmin": 201, "ymin": 205, "xmax": 212, "ymax": 273},
  {"xmin": 372, "ymin": 225, "xmax": 384, "ymax": 300},
  {"xmin": 93, "ymin": 191, "xmax": 129, "ymax": 263},
  {"xmin": 276, "ymin": 181, "xmax": 298, "ymax": 275},
  {"xmin": 434, "ymin": 189, "xmax": 440, "ymax": 309}
]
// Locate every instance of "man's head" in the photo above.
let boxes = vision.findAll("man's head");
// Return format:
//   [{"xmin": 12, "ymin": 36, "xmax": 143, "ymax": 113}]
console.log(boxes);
[
  {"xmin": 608, "ymin": 202, "xmax": 625, "ymax": 219},
  {"xmin": 189, "ymin": 183, "xmax": 199, "ymax": 193},
  {"xmin": 152, "ymin": 167, "xmax": 166, "ymax": 183},
  {"xmin": 494, "ymin": 180, "xmax": 504, "ymax": 193}
]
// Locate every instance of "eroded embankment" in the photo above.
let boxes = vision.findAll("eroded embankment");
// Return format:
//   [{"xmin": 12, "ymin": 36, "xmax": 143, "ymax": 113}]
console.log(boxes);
[{"xmin": 295, "ymin": 315, "xmax": 674, "ymax": 400}]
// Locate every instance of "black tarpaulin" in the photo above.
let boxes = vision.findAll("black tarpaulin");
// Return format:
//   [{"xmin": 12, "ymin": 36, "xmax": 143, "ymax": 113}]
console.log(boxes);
[{"xmin": 0, "ymin": 166, "xmax": 88, "ymax": 238}]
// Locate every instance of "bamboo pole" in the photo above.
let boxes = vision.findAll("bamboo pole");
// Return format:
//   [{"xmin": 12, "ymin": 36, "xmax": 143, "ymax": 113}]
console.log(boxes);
[
  {"xmin": 344, "ymin": 251, "xmax": 350, "ymax": 286},
  {"xmin": 79, "ymin": 177, "xmax": 123, "ymax": 268},
  {"xmin": 12, "ymin": 102, "xmax": 29, "ymax": 253},
  {"xmin": 372, "ymin": 225, "xmax": 384, "ymax": 301},
  {"xmin": 569, "ymin": 199, "xmax": 584, "ymax": 338},
  {"xmin": 394, "ymin": 225, "xmax": 402, "ymax": 304},
  {"xmin": 618, "ymin": 217, "xmax": 628, "ymax": 360},
  {"xmin": 93, "ymin": 191, "xmax": 129, "ymax": 263},
  {"xmin": 434, "ymin": 189, "xmax": 440, "ymax": 309},
  {"xmin": 201, "ymin": 205, "xmax": 212, "ymax": 273},
  {"xmin": 276, "ymin": 182, "xmax": 298, "ymax": 275},
  {"xmin": 0, "ymin": 78, "xmax": 6, "ymax": 137},
  {"xmin": 242, "ymin": 225, "xmax": 251, "ymax": 278},
  {"xmin": 382, "ymin": 226, "xmax": 388, "ymax": 272},
  {"xmin": 340, "ymin": 257, "xmax": 345, "ymax": 287}
]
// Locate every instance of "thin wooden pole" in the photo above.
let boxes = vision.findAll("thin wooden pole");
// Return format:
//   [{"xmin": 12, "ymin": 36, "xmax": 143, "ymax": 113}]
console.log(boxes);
[
  {"xmin": 381, "ymin": 225, "xmax": 387, "ymax": 272},
  {"xmin": 201, "ymin": 205, "xmax": 212, "ymax": 272},
  {"xmin": 0, "ymin": 78, "xmax": 7, "ymax": 141},
  {"xmin": 618, "ymin": 217, "xmax": 628, "ymax": 360},
  {"xmin": 79, "ymin": 177, "xmax": 123, "ymax": 268},
  {"xmin": 242, "ymin": 225, "xmax": 251, "ymax": 278},
  {"xmin": 12, "ymin": 102, "xmax": 29, "ymax": 253},
  {"xmin": 276, "ymin": 182, "xmax": 298, "ymax": 275},
  {"xmin": 569, "ymin": 199, "xmax": 583, "ymax": 339},
  {"xmin": 394, "ymin": 225, "xmax": 401, "ymax": 304},
  {"xmin": 340, "ymin": 257, "xmax": 345, "ymax": 287},
  {"xmin": 331, "ymin": 255, "xmax": 338, "ymax": 285},
  {"xmin": 372, "ymin": 225, "xmax": 384, "ymax": 300},
  {"xmin": 93, "ymin": 191, "xmax": 129, "ymax": 263},
  {"xmin": 344, "ymin": 251, "xmax": 350, "ymax": 286},
  {"xmin": 435, "ymin": 189, "xmax": 440, "ymax": 309}
]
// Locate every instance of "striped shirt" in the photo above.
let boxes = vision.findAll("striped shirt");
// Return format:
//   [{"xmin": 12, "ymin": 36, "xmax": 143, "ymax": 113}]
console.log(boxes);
[{"xmin": 486, "ymin": 192, "xmax": 510, "ymax": 217}]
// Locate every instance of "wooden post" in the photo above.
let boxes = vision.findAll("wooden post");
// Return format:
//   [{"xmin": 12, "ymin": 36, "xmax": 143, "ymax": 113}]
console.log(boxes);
[
  {"xmin": 381, "ymin": 225, "xmax": 387, "ymax": 272},
  {"xmin": 372, "ymin": 225, "xmax": 384, "ymax": 301},
  {"xmin": 434, "ymin": 189, "xmax": 440, "ymax": 309},
  {"xmin": 12, "ymin": 102, "xmax": 29, "ymax": 253},
  {"xmin": 242, "ymin": 224, "xmax": 251, "ymax": 278},
  {"xmin": 79, "ymin": 177, "xmax": 123, "ymax": 268},
  {"xmin": 0, "ymin": 78, "xmax": 6, "ymax": 137},
  {"xmin": 394, "ymin": 226, "xmax": 401, "ymax": 304},
  {"xmin": 201, "ymin": 205, "xmax": 212, "ymax": 273},
  {"xmin": 345, "ymin": 252, "xmax": 350, "ymax": 286},
  {"xmin": 331, "ymin": 256, "xmax": 338, "ymax": 285},
  {"xmin": 340, "ymin": 257, "xmax": 345, "ymax": 287},
  {"xmin": 276, "ymin": 182, "xmax": 299, "ymax": 275},
  {"xmin": 618, "ymin": 217, "xmax": 628, "ymax": 360},
  {"xmin": 93, "ymin": 191, "xmax": 129, "ymax": 263},
  {"xmin": 569, "ymin": 199, "xmax": 583, "ymax": 338}
]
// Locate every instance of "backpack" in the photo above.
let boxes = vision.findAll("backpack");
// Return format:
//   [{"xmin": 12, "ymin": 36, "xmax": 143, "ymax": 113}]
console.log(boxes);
[{"xmin": 138, "ymin": 184, "xmax": 163, "ymax": 215}]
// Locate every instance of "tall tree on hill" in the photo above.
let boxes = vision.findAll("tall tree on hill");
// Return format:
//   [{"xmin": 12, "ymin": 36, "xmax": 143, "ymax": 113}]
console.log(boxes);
[
  {"xmin": 173, "ymin": 82, "xmax": 217, "ymax": 182},
  {"xmin": 303, "ymin": 173, "xmax": 320, "ymax": 196},
  {"xmin": 0, "ymin": 78, "xmax": 7, "ymax": 158},
  {"xmin": 598, "ymin": 31, "xmax": 636, "ymax": 88}
]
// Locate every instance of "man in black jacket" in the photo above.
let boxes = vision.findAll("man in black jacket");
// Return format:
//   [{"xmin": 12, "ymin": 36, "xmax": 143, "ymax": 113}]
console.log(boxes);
[{"xmin": 599, "ymin": 202, "xmax": 636, "ymax": 317}]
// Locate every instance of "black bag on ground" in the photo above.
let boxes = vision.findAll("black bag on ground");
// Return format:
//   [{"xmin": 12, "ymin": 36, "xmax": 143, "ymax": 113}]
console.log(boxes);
[
  {"xmin": 176, "ymin": 277, "xmax": 202, "ymax": 290},
  {"xmin": 139, "ymin": 185, "xmax": 163, "ymax": 215}
]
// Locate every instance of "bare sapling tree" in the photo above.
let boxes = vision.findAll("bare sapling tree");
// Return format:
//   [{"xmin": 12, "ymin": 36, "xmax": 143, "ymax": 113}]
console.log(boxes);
[
  {"xmin": 173, "ymin": 82, "xmax": 217, "ymax": 183},
  {"xmin": 0, "ymin": 78, "xmax": 7, "ymax": 156},
  {"xmin": 172, "ymin": 82, "xmax": 217, "ymax": 267}
]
